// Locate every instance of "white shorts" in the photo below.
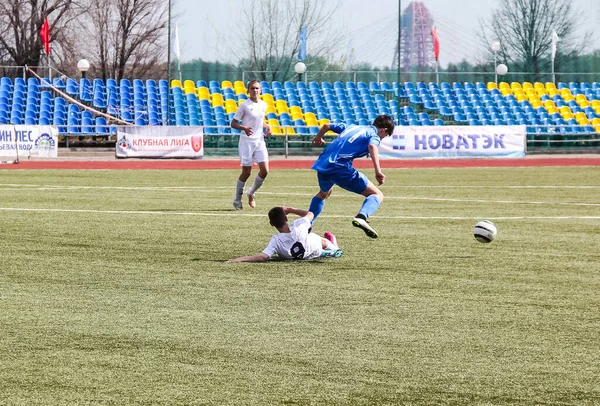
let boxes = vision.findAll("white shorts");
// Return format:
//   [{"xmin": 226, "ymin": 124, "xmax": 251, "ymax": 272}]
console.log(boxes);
[{"xmin": 239, "ymin": 140, "xmax": 268, "ymax": 167}]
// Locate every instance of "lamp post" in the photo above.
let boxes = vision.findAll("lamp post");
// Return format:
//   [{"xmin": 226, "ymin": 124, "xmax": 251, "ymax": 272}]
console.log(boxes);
[
  {"xmin": 496, "ymin": 63, "xmax": 508, "ymax": 78},
  {"xmin": 294, "ymin": 61, "xmax": 306, "ymax": 82},
  {"xmin": 77, "ymin": 59, "xmax": 90, "ymax": 79},
  {"xmin": 491, "ymin": 41, "xmax": 500, "ymax": 84}
]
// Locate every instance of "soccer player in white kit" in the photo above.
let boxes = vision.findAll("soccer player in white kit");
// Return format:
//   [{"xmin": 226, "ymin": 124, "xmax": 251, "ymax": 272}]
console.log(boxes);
[
  {"xmin": 227, "ymin": 207, "xmax": 341, "ymax": 262},
  {"xmin": 230, "ymin": 80, "xmax": 271, "ymax": 210}
]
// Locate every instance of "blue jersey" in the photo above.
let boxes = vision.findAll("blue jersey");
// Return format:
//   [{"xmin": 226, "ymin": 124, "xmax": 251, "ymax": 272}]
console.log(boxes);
[{"xmin": 311, "ymin": 123, "xmax": 381, "ymax": 173}]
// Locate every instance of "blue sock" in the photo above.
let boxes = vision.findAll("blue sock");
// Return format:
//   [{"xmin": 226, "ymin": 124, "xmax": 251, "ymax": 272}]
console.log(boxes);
[
  {"xmin": 358, "ymin": 195, "xmax": 381, "ymax": 219},
  {"xmin": 309, "ymin": 196, "xmax": 325, "ymax": 224}
]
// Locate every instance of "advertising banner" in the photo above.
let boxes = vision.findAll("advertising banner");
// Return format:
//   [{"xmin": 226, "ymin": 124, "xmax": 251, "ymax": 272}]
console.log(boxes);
[
  {"xmin": 380, "ymin": 125, "xmax": 526, "ymax": 159},
  {"xmin": 116, "ymin": 126, "xmax": 204, "ymax": 159},
  {"xmin": 0, "ymin": 125, "xmax": 59, "ymax": 159}
]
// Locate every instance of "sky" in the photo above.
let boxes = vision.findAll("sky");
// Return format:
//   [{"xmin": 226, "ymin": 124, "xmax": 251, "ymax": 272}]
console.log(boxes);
[{"xmin": 173, "ymin": 0, "xmax": 600, "ymax": 68}]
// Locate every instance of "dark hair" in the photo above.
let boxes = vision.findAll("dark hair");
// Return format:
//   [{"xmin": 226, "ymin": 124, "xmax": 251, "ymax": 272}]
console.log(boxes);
[
  {"xmin": 372, "ymin": 114, "xmax": 395, "ymax": 135},
  {"xmin": 247, "ymin": 80, "xmax": 261, "ymax": 90},
  {"xmin": 268, "ymin": 207, "xmax": 286, "ymax": 228}
]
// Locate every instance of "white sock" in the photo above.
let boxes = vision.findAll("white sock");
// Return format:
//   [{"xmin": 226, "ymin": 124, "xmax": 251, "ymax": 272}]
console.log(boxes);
[
  {"xmin": 247, "ymin": 175, "xmax": 265, "ymax": 196},
  {"xmin": 324, "ymin": 240, "xmax": 338, "ymax": 250},
  {"xmin": 235, "ymin": 179, "xmax": 245, "ymax": 202}
]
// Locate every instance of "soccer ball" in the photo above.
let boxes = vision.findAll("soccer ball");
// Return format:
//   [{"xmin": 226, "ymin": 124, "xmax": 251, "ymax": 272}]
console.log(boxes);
[{"xmin": 473, "ymin": 220, "xmax": 497, "ymax": 243}]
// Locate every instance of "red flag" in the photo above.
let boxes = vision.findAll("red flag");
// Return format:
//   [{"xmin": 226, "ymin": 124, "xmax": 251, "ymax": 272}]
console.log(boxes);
[
  {"xmin": 40, "ymin": 18, "xmax": 50, "ymax": 55},
  {"xmin": 431, "ymin": 26, "xmax": 440, "ymax": 61}
]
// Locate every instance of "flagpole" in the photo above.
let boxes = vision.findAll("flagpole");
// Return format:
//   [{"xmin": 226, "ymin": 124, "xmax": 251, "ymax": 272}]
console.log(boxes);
[
  {"xmin": 166, "ymin": 0, "xmax": 172, "ymax": 125},
  {"xmin": 397, "ymin": 0, "xmax": 401, "ymax": 114}
]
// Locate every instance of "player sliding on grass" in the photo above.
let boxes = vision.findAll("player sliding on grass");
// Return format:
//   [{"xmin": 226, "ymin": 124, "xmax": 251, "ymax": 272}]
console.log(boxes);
[
  {"xmin": 227, "ymin": 206, "xmax": 341, "ymax": 262},
  {"xmin": 308, "ymin": 114, "xmax": 395, "ymax": 239}
]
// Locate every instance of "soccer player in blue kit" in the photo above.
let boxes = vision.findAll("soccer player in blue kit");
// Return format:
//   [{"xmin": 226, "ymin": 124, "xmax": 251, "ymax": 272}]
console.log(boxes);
[{"xmin": 308, "ymin": 114, "xmax": 395, "ymax": 238}]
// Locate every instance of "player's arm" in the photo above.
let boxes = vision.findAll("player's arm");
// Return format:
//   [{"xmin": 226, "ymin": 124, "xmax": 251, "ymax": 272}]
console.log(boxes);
[
  {"xmin": 231, "ymin": 115, "xmax": 252, "ymax": 136},
  {"xmin": 282, "ymin": 206, "xmax": 315, "ymax": 223},
  {"xmin": 263, "ymin": 119, "xmax": 271, "ymax": 136},
  {"xmin": 227, "ymin": 253, "xmax": 270, "ymax": 263},
  {"xmin": 312, "ymin": 123, "xmax": 331, "ymax": 146},
  {"xmin": 368, "ymin": 143, "xmax": 385, "ymax": 186}
]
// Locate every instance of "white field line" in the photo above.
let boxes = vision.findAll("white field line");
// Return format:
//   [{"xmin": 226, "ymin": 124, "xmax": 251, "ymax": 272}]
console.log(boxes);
[
  {"xmin": 0, "ymin": 207, "xmax": 598, "ymax": 220},
  {"xmin": 1, "ymin": 185, "xmax": 599, "ymax": 207},
  {"xmin": 1, "ymin": 184, "xmax": 599, "ymax": 190}
]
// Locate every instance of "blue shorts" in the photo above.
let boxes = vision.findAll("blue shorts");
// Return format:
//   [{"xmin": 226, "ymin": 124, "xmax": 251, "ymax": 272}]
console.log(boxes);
[{"xmin": 317, "ymin": 168, "xmax": 369, "ymax": 195}]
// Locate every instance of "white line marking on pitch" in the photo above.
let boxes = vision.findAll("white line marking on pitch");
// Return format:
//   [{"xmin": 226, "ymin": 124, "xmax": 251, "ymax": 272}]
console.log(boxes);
[
  {"xmin": 0, "ymin": 207, "xmax": 598, "ymax": 220},
  {"xmin": 1, "ymin": 184, "xmax": 599, "ymax": 190},
  {"xmin": 1, "ymin": 186, "xmax": 599, "ymax": 207}
]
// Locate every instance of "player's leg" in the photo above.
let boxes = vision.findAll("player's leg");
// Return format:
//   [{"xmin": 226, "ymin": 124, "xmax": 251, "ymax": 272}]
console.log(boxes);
[
  {"xmin": 318, "ymin": 233, "xmax": 343, "ymax": 258},
  {"xmin": 234, "ymin": 143, "xmax": 253, "ymax": 210},
  {"xmin": 323, "ymin": 232, "xmax": 338, "ymax": 249},
  {"xmin": 352, "ymin": 180, "xmax": 383, "ymax": 238},
  {"xmin": 336, "ymin": 170, "xmax": 382, "ymax": 238},
  {"xmin": 246, "ymin": 146, "xmax": 269, "ymax": 208},
  {"xmin": 308, "ymin": 172, "xmax": 333, "ymax": 225}
]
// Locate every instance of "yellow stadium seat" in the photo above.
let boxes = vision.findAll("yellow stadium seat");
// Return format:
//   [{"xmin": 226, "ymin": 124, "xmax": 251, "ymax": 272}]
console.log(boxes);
[
  {"xmin": 197, "ymin": 86, "xmax": 210, "ymax": 100},
  {"xmin": 562, "ymin": 94, "xmax": 574, "ymax": 103},
  {"xmin": 275, "ymin": 100, "xmax": 289, "ymax": 114},
  {"xmin": 290, "ymin": 105, "xmax": 303, "ymax": 116},
  {"xmin": 305, "ymin": 118, "xmax": 319, "ymax": 127},
  {"xmin": 525, "ymin": 89, "xmax": 537, "ymax": 98},
  {"xmin": 547, "ymin": 88, "xmax": 559, "ymax": 97},
  {"xmin": 486, "ymin": 82, "xmax": 498, "ymax": 91},
  {"xmin": 266, "ymin": 105, "xmax": 276, "ymax": 114},
  {"xmin": 211, "ymin": 93, "xmax": 224, "ymax": 107},
  {"xmin": 233, "ymin": 80, "xmax": 246, "ymax": 93},
  {"xmin": 284, "ymin": 126, "xmax": 296, "ymax": 136},
  {"xmin": 262, "ymin": 94, "xmax": 274, "ymax": 104},
  {"xmin": 545, "ymin": 82, "xmax": 557, "ymax": 91},
  {"xmin": 318, "ymin": 118, "xmax": 330, "ymax": 126},
  {"xmin": 268, "ymin": 118, "xmax": 283, "ymax": 135},
  {"xmin": 510, "ymin": 82, "xmax": 522, "ymax": 91},
  {"xmin": 221, "ymin": 80, "xmax": 233, "ymax": 89},
  {"xmin": 591, "ymin": 118, "xmax": 600, "ymax": 126},
  {"xmin": 560, "ymin": 88, "xmax": 572, "ymax": 97},
  {"xmin": 500, "ymin": 88, "xmax": 513, "ymax": 96},
  {"xmin": 578, "ymin": 99, "xmax": 591, "ymax": 108},
  {"xmin": 576, "ymin": 116, "xmax": 590, "ymax": 125},
  {"xmin": 170, "ymin": 79, "xmax": 182, "ymax": 88},
  {"xmin": 225, "ymin": 99, "xmax": 238, "ymax": 114},
  {"xmin": 522, "ymin": 82, "xmax": 533, "ymax": 90},
  {"xmin": 498, "ymin": 82, "xmax": 510, "ymax": 91},
  {"xmin": 515, "ymin": 93, "xmax": 527, "ymax": 102},
  {"xmin": 546, "ymin": 106, "xmax": 559, "ymax": 115},
  {"xmin": 531, "ymin": 100, "xmax": 543, "ymax": 109},
  {"xmin": 183, "ymin": 80, "xmax": 196, "ymax": 90},
  {"xmin": 595, "ymin": 107, "xmax": 600, "ymax": 115},
  {"xmin": 304, "ymin": 112, "xmax": 317, "ymax": 121},
  {"xmin": 561, "ymin": 112, "xmax": 574, "ymax": 121},
  {"xmin": 183, "ymin": 87, "xmax": 197, "ymax": 95},
  {"xmin": 558, "ymin": 106, "xmax": 572, "ymax": 115},
  {"xmin": 592, "ymin": 100, "xmax": 600, "ymax": 109}
]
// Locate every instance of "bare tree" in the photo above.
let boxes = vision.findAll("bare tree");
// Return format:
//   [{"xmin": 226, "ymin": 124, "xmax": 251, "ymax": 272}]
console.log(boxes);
[
  {"xmin": 222, "ymin": 0, "xmax": 344, "ymax": 82},
  {"xmin": 0, "ymin": 0, "xmax": 79, "ymax": 75},
  {"xmin": 479, "ymin": 0, "xmax": 589, "ymax": 80},
  {"xmin": 81, "ymin": 0, "xmax": 169, "ymax": 80}
]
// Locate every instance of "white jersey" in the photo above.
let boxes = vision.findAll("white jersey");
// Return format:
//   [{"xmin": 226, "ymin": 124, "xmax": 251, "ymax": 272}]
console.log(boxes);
[
  {"xmin": 233, "ymin": 98, "xmax": 268, "ymax": 143},
  {"xmin": 262, "ymin": 217, "xmax": 323, "ymax": 260}
]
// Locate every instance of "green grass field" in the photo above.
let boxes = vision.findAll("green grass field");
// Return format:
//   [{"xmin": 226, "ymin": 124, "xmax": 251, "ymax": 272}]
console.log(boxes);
[{"xmin": 1, "ymin": 166, "xmax": 599, "ymax": 405}]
